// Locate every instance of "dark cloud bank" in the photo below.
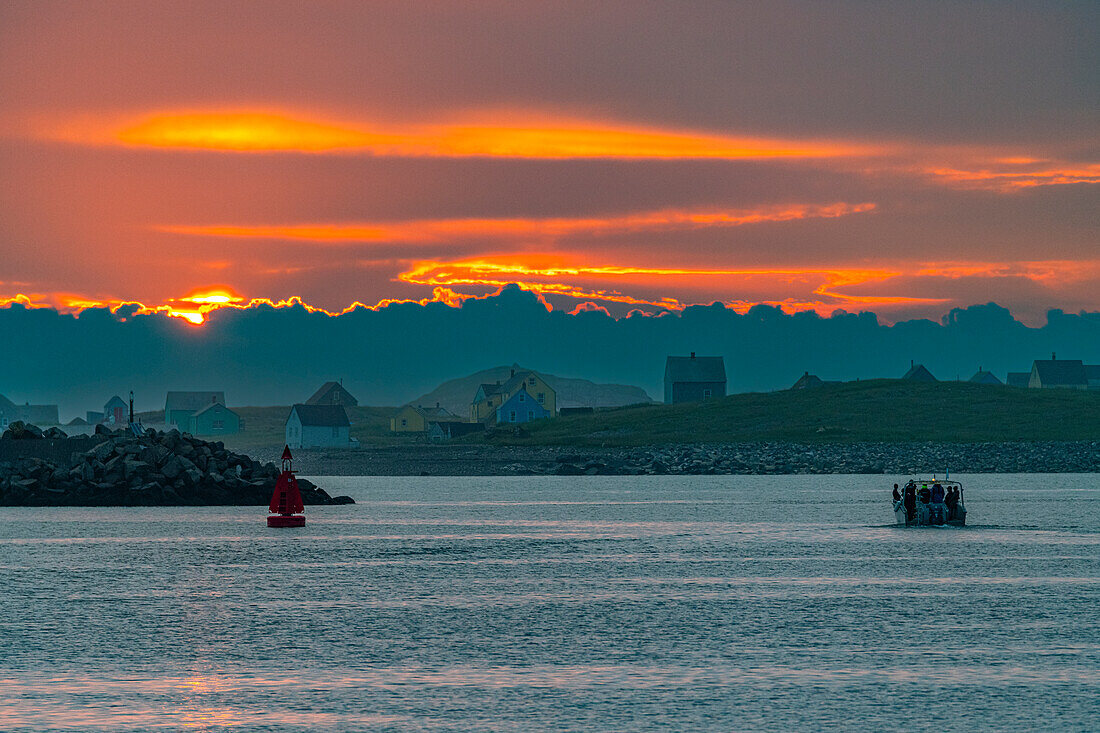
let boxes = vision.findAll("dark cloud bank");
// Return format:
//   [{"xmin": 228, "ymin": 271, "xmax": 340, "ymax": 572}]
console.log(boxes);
[{"xmin": 4, "ymin": 285, "xmax": 1099, "ymax": 419}]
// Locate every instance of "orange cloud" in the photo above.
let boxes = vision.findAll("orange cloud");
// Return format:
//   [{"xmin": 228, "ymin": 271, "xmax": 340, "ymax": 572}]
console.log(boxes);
[
  {"xmin": 46, "ymin": 109, "xmax": 879, "ymax": 159},
  {"xmin": 395, "ymin": 257, "xmax": 948, "ymax": 315},
  {"xmin": 157, "ymin": 202, "xmax": 876, "ymax": 244}
]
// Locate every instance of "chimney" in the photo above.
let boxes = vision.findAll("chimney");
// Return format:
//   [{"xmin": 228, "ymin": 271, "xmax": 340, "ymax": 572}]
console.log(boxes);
[
  {"xmin": 1052, "ymin": 352, "xmax": 1056, "ymax": 360},
  {"xmin": 510, "ymin": 368, "xmax": 515, "ymax": 377},
  {"xmin": 690, "ymin": 352, "xmax": 696, "ymax": 359},
  {"xmin": 436, "ymin": 402, "xmax": 440, "ymax": 408},
  {"xmin": 911, "ymin": 359, "xmax": 914, "ymax": 368}
]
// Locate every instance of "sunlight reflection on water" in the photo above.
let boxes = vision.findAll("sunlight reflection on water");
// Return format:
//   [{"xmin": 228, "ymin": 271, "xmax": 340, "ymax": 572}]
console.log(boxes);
[{"xmin": 2, "ymin": 474, "xmax": 1098, "ymax": 731}]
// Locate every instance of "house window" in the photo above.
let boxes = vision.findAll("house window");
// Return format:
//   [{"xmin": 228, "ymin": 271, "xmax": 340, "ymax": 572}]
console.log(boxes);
[
  {"xmin": 703, "ymin": 389, "xmax": 712, "ymax": 400},
  {"xmin": 212, "ymin": 420, "xmax": 224, "ymax": 429},
  {"xmin": 528, "ymin": 410, "xmax": 533, "ymax": 420},
  {"xmin": 401, "ymin": 418, "xmax": 407, "ymax": 427},
  {"xmin": 519, "ymin": 393, "xmax": 525, "ymax": 402},
  {"xmin": 528, "ymin": 377, "xmax": 536, "ymax": 386},
  {"xmin": 537, "ymin": 392, "xmax": 545, "ymax": 403},
  {"xmin": 509, "ymin": 411, "xmax": 516, "ymax": 422}
]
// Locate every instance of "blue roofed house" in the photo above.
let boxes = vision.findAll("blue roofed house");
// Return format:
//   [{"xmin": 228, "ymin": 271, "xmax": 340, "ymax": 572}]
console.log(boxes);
[
  {"xmin": 470, "ymin": 368, "xmax": 557, "ymax": 424},
  {"xmin": 496, "ymin": 386, "xmax": 551, "ymax": 424},
  {"xmin": 664, "ymin": 353, "xmax": 727, "ymax": 404}
]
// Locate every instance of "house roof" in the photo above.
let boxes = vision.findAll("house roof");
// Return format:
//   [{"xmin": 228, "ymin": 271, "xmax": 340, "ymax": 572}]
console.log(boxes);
[
  {"xmin": 290, "ymin": 403, "xmax": 350, "ymax": 427},
  {"xmin": 165, "ymin": 391, "xmax": 225, "ymax": 411},
  {"xmin": 407, "ymin": 404, "xmax": 459, "ymax": 420},
  {"xmin": 305, "ymin": 381, "xmax": 358, "ymax": 406},
  {"xmin": 1032, "ymin": 359, "xmax": 1086, "ymax": 387},
  {"xmin": 192, "ymin": 401, "xmax": 237, "ymax": 418},
  {"xmin": 474, "ymin": 383, "xmax": 506, "ymax": 402},
  {"xmin": 0, "ymin": 393, "xmax": 16, "ymax": 411},
  {"xmin": 968, "ymin": 370, "xmax": 1002, "ymax": 385},
  {"xmin": 901, "ymin": 364, "xmax": 937, "ymax": 382},
  {"xmin": 104, "ymin": 395, "xmax": 126, "ymax": 409},
  {"xmin": 1006, "ymin": 372, "xmax": 1031, "ymax": 388},
  {"xmin": 665, "ymin": 355, "xmax": 726, "ymax": 384},
  {"xmin": 66, "ymin": 416, "xmax": 89, "ymax": 426}
]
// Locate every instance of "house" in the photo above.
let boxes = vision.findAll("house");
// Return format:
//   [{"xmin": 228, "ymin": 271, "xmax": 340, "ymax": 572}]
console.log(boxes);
[
  {"xmin": 427, "ymin": 421, "xmax": 486, "ymax": 442},
  {"xmin": 968, "ymin": 368, "xmax": 1002, "ymax": 385},
  {"xmin": 0, "ymin": 394, "xmax": 16, "ymax": 428},
  {"xmin": 470, "ymin": 368, "xmax": 557, "ymax": 423},
  {"xmin": 0, "ymin": 399, "xmax": 60, "ymax": 427},
  {"xmin": 66, "ymin": 416, "xmax": 89, "ymax": 427},
  {"xmin": 496, "ymin": 386, "xmax": 551, "ymax": 424},
  {"xmin": 1028, "ymin": 355, "xmax": 1099, "ymax": 390},
  {"xmin": 305, "ymin": 380, "xmax": 359, "ymax": 407},
  {"xmin": 103, "ymin": 395, "xmax": 127, "ymax": 425},
  {"xmin": 391, "ymin": 403, "xmax": 460, "ymax": 433},
  {"xmin": 901, "ymin": 362, "xmax": 937, "ymax": 382},
  {"xmin": 1006, "ymin": 372, "xmax": 1031, "ymax": 388},
  {"xmin": 664, "ymin": 353, "xmax": 727, "ymax": 403},
  {"xmin": 188, "ymin": 402, "xmax": 240, "ymax": 436},
  {"xmin": 165, "ymin": 391, "xmax": 225, "ymax": 429},
  {"xmin": 790, "ymin": 372, "xmax": 842, "ymax": 390},
  {"xmin": 285, "ymin": 404, "xmax": 351, "ymax": 448}
]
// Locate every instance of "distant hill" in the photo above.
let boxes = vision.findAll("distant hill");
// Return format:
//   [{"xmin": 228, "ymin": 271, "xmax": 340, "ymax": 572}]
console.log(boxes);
[{"xmin": 410, "ymin": 365, "xmax": 654, "ymax": 415}]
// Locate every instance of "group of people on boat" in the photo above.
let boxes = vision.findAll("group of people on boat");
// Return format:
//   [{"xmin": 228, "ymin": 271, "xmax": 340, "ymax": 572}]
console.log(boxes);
[{"xmin": 892, "ymin": 480, "xmax": 964, "ymax": 525}]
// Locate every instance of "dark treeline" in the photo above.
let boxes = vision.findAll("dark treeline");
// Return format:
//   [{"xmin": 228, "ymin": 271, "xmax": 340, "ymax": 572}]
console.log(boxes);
[{"xmin": 3, "ymin": 285, "xmax": 1099, "ymax": 416}]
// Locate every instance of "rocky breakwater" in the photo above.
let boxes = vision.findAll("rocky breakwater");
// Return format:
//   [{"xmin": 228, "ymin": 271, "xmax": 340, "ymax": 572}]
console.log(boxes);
[
  {"xmin": 0, "ymin": 422, "xmax": 354, "ymax": 506},
  {"xmin": 543, "ymin": 441, "xmax": 1100, "ymax": 476}
]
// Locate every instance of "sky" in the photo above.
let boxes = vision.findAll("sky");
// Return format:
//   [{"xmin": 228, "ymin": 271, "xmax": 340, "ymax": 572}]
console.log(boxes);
[{"xmin": 0, "ymin": 1, "xmax": 1097, "ymax": 327}]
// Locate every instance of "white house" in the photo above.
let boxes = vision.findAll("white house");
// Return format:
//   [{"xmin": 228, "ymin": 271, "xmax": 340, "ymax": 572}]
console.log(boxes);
[{"xmin": 285, "ymin": 404, "xmax": 351, "ymax": 448}]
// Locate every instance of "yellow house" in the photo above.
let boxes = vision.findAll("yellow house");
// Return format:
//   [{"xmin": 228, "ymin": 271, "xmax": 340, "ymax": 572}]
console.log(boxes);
[
  {"xmin": 390, "ymin": 403, "xmax": 459, "ymax": 433},
  {"xmin": 471, "ymin": 369, "xmax": 556, "ymax": 423}
]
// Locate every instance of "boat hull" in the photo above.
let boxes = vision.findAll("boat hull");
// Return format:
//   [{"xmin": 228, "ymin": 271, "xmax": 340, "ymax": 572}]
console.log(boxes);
[{"xmin": 267, "ymin": 514, "xmax": 305, "ymax": 528}]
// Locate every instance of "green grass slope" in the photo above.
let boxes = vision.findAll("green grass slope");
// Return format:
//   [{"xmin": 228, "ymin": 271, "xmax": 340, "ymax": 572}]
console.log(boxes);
[{"xmin": 489, "ymin": 380, "xmax": 1100, "ymax": 445}]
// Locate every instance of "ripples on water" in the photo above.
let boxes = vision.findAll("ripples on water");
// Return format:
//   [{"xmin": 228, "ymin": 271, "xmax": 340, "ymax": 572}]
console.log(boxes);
[{"xmin": 1, "ymin": 474, "xmax": 1098, "ymax": 731}]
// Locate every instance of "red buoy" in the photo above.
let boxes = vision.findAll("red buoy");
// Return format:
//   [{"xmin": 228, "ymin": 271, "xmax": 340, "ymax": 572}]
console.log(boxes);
[{"xmin": 268, "ymin": 445, "xmax": 305, "ymax": 528}]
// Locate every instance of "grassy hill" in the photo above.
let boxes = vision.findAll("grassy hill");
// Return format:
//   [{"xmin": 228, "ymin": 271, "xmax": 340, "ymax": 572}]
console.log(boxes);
[{"xmin": 487, "ymin": 380, "xmax": 1100, "ymax": 445}]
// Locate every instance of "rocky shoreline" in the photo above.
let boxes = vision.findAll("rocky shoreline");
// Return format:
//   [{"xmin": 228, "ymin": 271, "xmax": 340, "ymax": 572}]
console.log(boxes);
[
  {"xmin": 0, "ymin": 422, "xmax": 354, "ymax": 506},
  {"xmin": 262, "ymin": 440, "xmax": 1100, "ymax": 476}
]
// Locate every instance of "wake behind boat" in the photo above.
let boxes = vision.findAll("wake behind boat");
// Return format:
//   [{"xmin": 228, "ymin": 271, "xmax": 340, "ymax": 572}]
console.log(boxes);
[{"xmin": 892, "ymin": 478, "xmax": 966, "ymax": 527}]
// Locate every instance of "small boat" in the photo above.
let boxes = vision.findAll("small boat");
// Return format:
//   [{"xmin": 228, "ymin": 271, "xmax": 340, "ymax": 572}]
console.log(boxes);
[
  {"xmin": 892, "ymin": 478, "xmax": 966, "ymax": 527},
  {"xmin": 268, "ymin": 445, "xmax": 306, "ymax": 528}
]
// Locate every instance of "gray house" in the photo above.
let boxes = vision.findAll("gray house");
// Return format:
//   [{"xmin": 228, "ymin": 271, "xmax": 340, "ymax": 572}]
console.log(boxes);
[
  {"xmin": 165, "ymin": 391, "xmax": 226, "ymax": 429},
  {"xmin": 968, "ymin": 368, "xmax": 1002, "ymax": 385},
  {"xmin": 285, "ymin": 404, "xmax": 351, "ymax": 448},
  {"xmin": 901, "ymin": 362, "xmax": 937, "ymax": 382},
  {"xmin": 0, "ymin": 394, "xmax": 59, "ymax": 427},
  {"xmin": 1006, "ymin": 372, "xmax": 1031, "ymax": 388},
  {"xmin": 664, "ymin": 353, "xmax": 727, "ymax": 404},
  {"xmin": 1028, "ymin": 355, "xmax": 1100, "ymax": 390},
  {"xmin": 305, "ymin": 380, "xmax": 359, "ymax": 407}
]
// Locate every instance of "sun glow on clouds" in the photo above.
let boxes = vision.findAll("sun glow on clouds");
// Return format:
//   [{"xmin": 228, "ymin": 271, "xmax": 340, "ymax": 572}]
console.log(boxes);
[
  {"xmin": 2, "ymin": 259, "xmax": 1097, "ymax": 325},
  {"xmin": 158, "ymin": 202, "xmax": 877, "ymax": 244},
  {"xmin": 52, "ymin": 110, "xmax": 877, "ymax": 159}
]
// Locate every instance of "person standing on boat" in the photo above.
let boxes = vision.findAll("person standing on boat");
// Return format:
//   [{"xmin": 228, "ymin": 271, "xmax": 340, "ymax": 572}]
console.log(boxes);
[
  {"xmin": 903, "ymin": 481, "xmax": 917, "ymax": 521},
  {"xmin": 945, "ymin": 487, "xmax": 959, "ymax": 520}
]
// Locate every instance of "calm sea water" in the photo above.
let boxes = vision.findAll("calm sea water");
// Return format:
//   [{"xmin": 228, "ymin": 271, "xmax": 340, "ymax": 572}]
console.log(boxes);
[{"xmin": 1, "ymin": 475, "xmax": 1098, "ymax": 732}]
